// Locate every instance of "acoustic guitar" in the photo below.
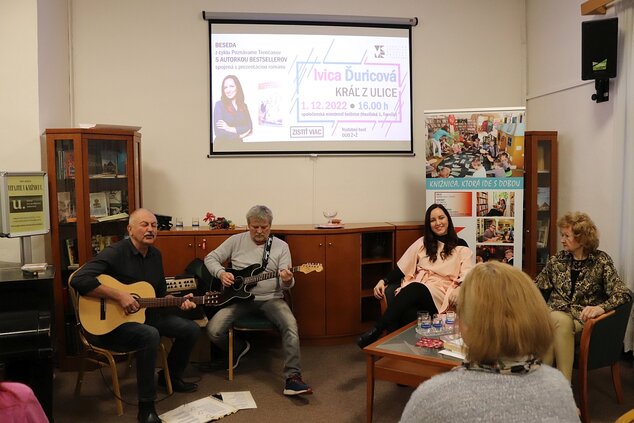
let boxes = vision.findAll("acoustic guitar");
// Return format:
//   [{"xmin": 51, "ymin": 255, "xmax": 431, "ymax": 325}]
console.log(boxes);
[
  {"xmin": 213, "ymin": 263, "xmax": 323, "ymax": 306},
  {"xmin": 78, "ymin": 274, "xmax": 221, "ymax": 335}
]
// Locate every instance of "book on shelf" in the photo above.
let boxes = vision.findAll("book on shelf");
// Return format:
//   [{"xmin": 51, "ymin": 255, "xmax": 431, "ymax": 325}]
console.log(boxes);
[
  {"xmin": 91, "ymin": 234, "xmax": 121, "ymax": 255},
  {"xmin": 537, "ymin": 219, "xmax": 550, "ymax": 248},
  {"xmin": 105, "ymin": 190, "xmax": 123, "ymax": 215},
  {"xmin": 101, "ymin": 150, "xmax": 118, "ymax": 175},
  {"xmin": 57, "ymin": 191, "xmax": 74, "ymax": 222},
  {"xmin": 60, "ymin": 150, "xmax": 75, "ymax": 178},
  {"xmin": 89, "ymin": 192, "xmax": 109, "ymax": 218},
  {"xmin": 65, "ymin": 238, "xmax": 78, "ymax": 268},
  {"xmin": 537, "ymin": 187, "xmax": 550, "ymax": 211},
  {"xmin": 97, "ymin": 212, "xmax": 129, "ymax": 222}
]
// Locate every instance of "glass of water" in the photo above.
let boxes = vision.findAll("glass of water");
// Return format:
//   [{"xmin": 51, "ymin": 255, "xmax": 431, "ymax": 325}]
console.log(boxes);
[
  {"xmin": 432, "ymin": 314, "xmax": 444, "ymax": 333},
  {"xmin": 417, "ymin": 311, "xmax": 431, "ymax": 335}
]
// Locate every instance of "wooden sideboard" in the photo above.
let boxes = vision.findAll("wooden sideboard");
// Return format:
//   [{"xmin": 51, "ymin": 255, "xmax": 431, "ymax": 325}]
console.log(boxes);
[{"xmin": 153, "ymin": 222, "xmax": 424, "ymax": 344}]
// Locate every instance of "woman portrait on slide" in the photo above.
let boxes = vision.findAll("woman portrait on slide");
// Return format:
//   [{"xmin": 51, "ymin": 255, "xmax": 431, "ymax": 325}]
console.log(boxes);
[{"xmin": 213, "ymin": 75, "xmax": 253, "ymax": 142}]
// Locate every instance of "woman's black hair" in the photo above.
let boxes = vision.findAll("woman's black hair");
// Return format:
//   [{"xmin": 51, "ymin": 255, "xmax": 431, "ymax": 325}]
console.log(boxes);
[{"xmin": 423, "ymin": 203, "xmax": 460, "ymax": 262}]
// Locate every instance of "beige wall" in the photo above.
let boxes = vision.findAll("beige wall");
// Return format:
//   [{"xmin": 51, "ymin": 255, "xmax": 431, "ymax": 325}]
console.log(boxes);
[
  {"xmin": 0, "ymin": 0, "xmax": 42, "ymax": 262},
  {"xmin": 69, "ymin": 0, "xmax": 526, "ymax": 226},
  {"xmin": 526, "ymin": 0, "xmax": 623, "ymax": 266},
  {"xmin": 1, "ymin": 0, "xmax": 528, "ymax": 262}
]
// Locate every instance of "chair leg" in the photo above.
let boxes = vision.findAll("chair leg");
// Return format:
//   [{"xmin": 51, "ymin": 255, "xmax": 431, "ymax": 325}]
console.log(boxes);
[
  {"xmin": 105, "ymin": 354, "xmax": 124, "ymax": 416},
  {"xmin": 159, "ymin": 343, "xmax": 173, "ymax": 395},
  {"xmin": 74, "ymin": 356, "xmax": 86, "ymax": 396},
  {"xmin": 579, "ymin": 365, "xmax": 590, "ymax": 423},
  {"xmin": 611, "ymin": 362, "xmax": 624, "ymax": 403},
  {"xmin": 228, "ymin": 328, "xmax": 234, "ymax": 381}
]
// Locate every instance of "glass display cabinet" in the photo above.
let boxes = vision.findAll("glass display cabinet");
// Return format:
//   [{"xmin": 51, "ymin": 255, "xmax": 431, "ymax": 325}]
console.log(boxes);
[
  {"xmin": 45, "ymin": 127, "xmax": 141, "ymax": 367},
  {"xmin": 523, "ymin": 131, "xmax": 557, "ymax": 278}
]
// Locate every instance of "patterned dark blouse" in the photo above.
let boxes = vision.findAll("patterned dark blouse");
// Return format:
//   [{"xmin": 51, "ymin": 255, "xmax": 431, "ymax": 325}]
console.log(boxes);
[{"xmin": 535, "ymin": 249, "xmax": 631, "ymax": 324}]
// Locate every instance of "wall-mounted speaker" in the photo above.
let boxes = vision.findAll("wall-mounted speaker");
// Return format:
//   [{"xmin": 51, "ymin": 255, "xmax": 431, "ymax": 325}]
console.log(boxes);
[{"xmin": 581, "ymin": 17, "xmax": 618, "ymax": 81}]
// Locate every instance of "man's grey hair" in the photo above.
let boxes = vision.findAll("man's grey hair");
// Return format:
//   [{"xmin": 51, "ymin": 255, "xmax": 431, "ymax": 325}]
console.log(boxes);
[{"xmin": 246, "ymin": 205, "xmax": 273, "ymax": 224}]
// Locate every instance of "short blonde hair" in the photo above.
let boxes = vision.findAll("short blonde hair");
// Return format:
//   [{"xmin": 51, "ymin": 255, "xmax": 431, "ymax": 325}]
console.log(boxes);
[
  {"xmin": 557, "ymin": 211, "xmax": 599, "ymax": 253},
  {"xmin": 458, "ymin": 261, "xmax": 553, "ymax": 362}
]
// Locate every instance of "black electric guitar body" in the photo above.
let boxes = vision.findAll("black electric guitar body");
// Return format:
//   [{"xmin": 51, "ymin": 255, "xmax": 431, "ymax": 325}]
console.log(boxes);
[{"xmin": 213, "ymin": 263, "xmax": 323, "ymax": 307}]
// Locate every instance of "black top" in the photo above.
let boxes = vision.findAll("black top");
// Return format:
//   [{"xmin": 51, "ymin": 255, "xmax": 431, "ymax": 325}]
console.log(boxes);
[{"xmin": 70, "ymin": 238, "xmax": 166, "ymax": 298}]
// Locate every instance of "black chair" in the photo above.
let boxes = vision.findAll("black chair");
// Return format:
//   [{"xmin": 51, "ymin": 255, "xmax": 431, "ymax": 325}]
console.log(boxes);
[{"xmin": 575, "ymin": 300, "xmax": 633, "ymax": 423}]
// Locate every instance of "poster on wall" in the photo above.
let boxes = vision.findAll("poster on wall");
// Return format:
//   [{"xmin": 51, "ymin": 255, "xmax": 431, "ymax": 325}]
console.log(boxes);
[
  {"xmin": 424, "ymin": 107, "xmax": 525, "ymax": 268},
  {"xmin": 0, "ymin": 172, "xmax": 50, "ymax": 238}
]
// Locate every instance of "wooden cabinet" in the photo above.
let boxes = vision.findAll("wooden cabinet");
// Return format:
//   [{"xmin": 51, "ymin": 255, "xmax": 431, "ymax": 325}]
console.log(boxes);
[
  {"xmin": 286, "ymin": 233, "xmax": 361, "ymax": 339},
  {"xmin": 524, "ymin": 131, "xmax": 558, "ymax": 278},
  {"xmin": 45, "ymin": 127, "xmax": 142, "ymax": 368},
  {"xmin": 153, "ymin": 228, "xmax": 244, "ymax": 276},
  {"xmin": 152, "ymin": 223, "xmax": 414, "ymax": 344}
]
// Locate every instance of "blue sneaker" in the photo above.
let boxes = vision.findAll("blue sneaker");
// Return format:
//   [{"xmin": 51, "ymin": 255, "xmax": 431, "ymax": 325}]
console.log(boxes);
[{"xmin": 283, "ymin": 373, "xmax": 313, "ymax": 395}]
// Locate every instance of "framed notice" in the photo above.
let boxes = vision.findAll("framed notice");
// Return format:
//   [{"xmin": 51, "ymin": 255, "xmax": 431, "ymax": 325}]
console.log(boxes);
[{"xmin": 0, "ymin": 172, "xmax": 50, "ymax": 237}]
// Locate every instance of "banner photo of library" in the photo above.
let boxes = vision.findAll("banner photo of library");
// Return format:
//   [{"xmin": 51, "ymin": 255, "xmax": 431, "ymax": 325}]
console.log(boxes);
[
  {"xmin": 475, "ymin": 217, "xmax": 516, "ymax": 266},
  {"xmin": 424, "ymin": 108, "xmax": 525, "ymax": 179}
]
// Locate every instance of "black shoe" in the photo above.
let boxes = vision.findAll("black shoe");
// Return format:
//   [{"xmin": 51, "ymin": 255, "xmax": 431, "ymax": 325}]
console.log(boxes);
[
  {"xmin": 157, "ymin": 370, "xmax": 198, "ymax": 393},
  {"xmin": 138, "ymin": 401, "xmax": 160, "ymax": 423},
  {"xmin": 357, "ymin": 327, "xmax": 382, "ymax": 349}
]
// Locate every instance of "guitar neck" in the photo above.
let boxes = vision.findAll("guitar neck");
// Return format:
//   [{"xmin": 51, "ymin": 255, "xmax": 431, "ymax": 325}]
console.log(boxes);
[
  {"xmin": 137, "ymin": 296, "xmax": 205, "ymax": 309},
  {"xmin": 243, "ymin": 265, "xmax": 303, "ymax": 286}
]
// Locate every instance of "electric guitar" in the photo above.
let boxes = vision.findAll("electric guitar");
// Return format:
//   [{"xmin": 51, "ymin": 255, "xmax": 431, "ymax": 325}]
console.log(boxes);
[
  {"xmin": 78, "ymin": 274, "xmax": 221, "ymax": 335},
  {"xmin": 213, "ymin": 263, "xmax": 323, "ymax": 306}
]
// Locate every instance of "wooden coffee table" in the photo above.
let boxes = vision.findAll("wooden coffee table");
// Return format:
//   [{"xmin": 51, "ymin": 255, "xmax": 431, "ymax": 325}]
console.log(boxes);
[{"xmin": 363, "ymin": 321, "xmax": 462, "ymax": 423}]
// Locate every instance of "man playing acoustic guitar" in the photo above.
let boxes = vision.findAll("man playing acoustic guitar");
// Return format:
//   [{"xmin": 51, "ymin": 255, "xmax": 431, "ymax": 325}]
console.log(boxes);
[
  {"xmin": 71, "ymin": 208, "xmax": 201, "ymax": 423},
  {"xmin": 204, "ymin": 205, "xmax": 313, "ymax": 396}
]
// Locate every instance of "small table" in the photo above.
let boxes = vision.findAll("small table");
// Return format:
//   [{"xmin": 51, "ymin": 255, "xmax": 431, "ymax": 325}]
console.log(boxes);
[{"xmin": 363, "ymin": 321, "xmax": 462, "ymax": 423}]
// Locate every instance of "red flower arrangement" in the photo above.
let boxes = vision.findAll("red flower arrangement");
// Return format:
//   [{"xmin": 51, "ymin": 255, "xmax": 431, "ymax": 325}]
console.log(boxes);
[{"xmin": 203, "ymin": 212, "xmax": 234, "ymax": 229}]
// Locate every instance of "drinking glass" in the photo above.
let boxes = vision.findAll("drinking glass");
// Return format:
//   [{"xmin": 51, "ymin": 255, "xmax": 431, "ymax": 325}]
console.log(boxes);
[
  {"xmin": 323, "ymin": 210, "xmax": 338, "ymax": 224},
  {"xmin": 445, "ymin": 310, "xmax": 456, "ymax": 334},
  {"xmin": 192, "ymin": 217, "xmax": 200, "ymax": 229},
  {"xmin": 417, "ymin": 311, "xmax": 431, "ymax": 335},
  {"xmin": 432, "ymin": 314, "xmax": 443, "ymax": 333},
  {"xmin": 175, "ymin": 217, "xmax": 184, "ymax": 229}
]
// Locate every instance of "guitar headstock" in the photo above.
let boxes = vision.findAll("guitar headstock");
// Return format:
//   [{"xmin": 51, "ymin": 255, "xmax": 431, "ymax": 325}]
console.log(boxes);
[
  {"xmin": 203, "ymin": 292, "xmax": 222, "ymax": 305},
  {"xmin": 298, "ymin": 263, "xmax": 323, "ymax": 274}
]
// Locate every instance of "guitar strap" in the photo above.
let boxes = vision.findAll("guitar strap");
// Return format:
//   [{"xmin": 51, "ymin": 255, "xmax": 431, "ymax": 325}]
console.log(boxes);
[{"xmin": 261, "ymin": 235, "xmax": 273, "ymax": 270}]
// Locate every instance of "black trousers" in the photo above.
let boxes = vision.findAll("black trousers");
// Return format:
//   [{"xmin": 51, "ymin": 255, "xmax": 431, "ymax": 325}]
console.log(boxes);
[{"xmin": 377, "ymin": 283, "xmax": 438, "ymax": 333}]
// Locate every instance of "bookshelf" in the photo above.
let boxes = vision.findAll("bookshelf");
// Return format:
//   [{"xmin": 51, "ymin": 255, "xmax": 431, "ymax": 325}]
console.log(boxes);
[
  {"xmin": 476, "ymin": 192, "xmax": 489, "ymax": 216},
  {"xmin": 523, "ymin": 131, "xmax": 558, "ymax": 278},
  {"xmin": 45, "ymin": 127, "xmax": 142, "ymax": 368}
]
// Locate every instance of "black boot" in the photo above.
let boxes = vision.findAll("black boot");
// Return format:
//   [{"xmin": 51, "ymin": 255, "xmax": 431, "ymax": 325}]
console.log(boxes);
[
  {"xmin": 138, "ymin": 401, "xmax": 160, "ymax": 423},
  {"xmin": 357, "ymin": 327, "xmax": 382, "ymax": 349}
]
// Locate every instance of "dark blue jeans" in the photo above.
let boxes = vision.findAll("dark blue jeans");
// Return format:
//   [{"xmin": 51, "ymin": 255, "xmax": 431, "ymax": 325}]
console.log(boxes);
[{"xmin": 88, "ymin": 311, "xmax": 200, "ymax": 402}]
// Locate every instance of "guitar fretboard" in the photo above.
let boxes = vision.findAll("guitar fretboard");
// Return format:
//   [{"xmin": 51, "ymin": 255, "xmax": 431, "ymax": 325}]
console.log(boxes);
[
  {"xmin": 136, "ymin": 295, "xmax": 216, "ymax": 309},
  {"xmin": 242, "ymin": 266, "xmax": 304, "ymax": 286}
]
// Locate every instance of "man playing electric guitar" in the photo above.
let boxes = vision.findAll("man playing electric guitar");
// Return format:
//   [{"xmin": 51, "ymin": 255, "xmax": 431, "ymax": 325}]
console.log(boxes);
[
  {"xmin": 204, "ymin": 205, "xmax": 313, "ymax": 396},
  {"xmin": 71, "ymin": 208, "xmax": 200, "ymax": 423}
]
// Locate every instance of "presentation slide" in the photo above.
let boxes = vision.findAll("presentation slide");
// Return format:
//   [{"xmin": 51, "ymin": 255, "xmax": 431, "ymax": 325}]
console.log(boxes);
[{"xmin": 209, "ymin": 22, "xmax": 412, "ymax": 155}]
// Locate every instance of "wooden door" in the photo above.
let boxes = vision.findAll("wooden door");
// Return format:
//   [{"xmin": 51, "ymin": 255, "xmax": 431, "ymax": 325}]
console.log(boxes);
[
  {"xmin": 286, "ymin": 235, "xmax": 327, "ymax": 337},
  {"xmin": 154, "ymin": 234, "xmax": 196, "ymax": 277},
  {"xmin": 325, "ymin": 233, "xmax": 361, "ymax": 336},
  {"xmin": 195, "ymin": 234, "xmax": 231, "ymax": 259}
]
